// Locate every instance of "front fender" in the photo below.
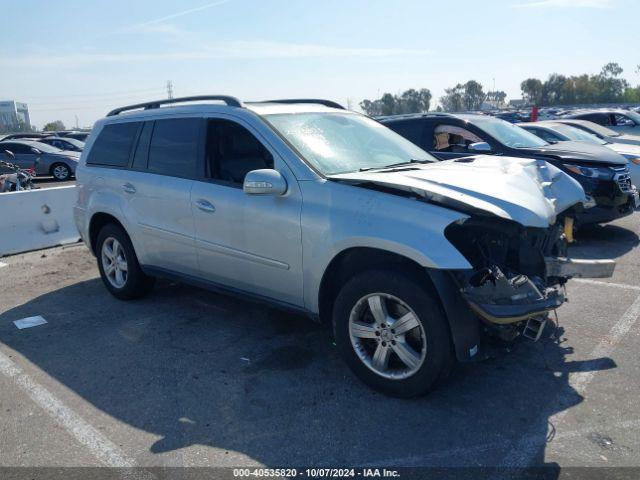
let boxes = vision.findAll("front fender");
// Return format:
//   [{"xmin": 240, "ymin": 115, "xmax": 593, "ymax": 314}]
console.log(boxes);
[{"xmin": 301, "ymin": 180, "xmax": 472, "ymax": 313}]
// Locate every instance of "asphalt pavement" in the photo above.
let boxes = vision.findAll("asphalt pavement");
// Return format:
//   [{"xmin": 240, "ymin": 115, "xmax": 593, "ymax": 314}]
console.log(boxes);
[{"xmin": 0, "ymin": 213, "xmax": 639, "ymax": 477}]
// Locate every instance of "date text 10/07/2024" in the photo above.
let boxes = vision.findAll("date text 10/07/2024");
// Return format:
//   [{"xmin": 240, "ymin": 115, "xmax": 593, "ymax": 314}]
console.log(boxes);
[{"xmin": 232, "ymin": 468, "xmax": 401, "ymax": 478}]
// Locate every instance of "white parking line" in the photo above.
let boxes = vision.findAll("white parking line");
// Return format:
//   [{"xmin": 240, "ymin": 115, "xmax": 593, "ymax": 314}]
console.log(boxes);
[
  {"xmin": 0, "ymin": 349, "xmax": 136, "ymax": 468},
  {"xmin": 497, "ymin": 291, "xmax": 640, "ymax": 468},
  {"xmin": 573, "ymin": 278, "xmax": 640, "ymax": 291}
]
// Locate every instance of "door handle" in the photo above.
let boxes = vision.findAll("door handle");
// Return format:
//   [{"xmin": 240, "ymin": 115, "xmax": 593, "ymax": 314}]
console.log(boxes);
[
  {"xmin": 195, "ymin": 199, "xmax": 216, "ymax": 213},
  {"xmin": 122, "ymin": 183, "xmax": 136, "ymax": 194}
]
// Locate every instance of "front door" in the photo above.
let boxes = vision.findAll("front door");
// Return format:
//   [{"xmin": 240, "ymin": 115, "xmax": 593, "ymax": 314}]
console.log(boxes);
[{"xmin": 190, "ymin": 116, "xmax": 304, "ymax": 306}]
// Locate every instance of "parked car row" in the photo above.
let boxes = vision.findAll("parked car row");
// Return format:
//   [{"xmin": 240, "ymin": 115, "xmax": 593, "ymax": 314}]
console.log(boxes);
[
  {"xmin": 379, "ymin": 112, "xmax": 639, "ymax": 228},
  {"xmin": 0, "ymin": 139, "xmax": 80, "ymax": 180},
  {"xmin": 73, "ymin": 96, "xmax": 621, "ymax": 397},
  {"xmin": 2, "ymin": 130, "xmax": 90, "ymax": 142}
]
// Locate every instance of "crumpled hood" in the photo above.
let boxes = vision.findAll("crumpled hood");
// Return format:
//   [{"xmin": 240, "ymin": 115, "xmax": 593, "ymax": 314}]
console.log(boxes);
[
  {"xmin": 518, "ymin": 140, "xmax": 627, "ymax": 166},
  {"xmin": 330, "ymin": 156, "xmax": 587, "ymax": 228}
]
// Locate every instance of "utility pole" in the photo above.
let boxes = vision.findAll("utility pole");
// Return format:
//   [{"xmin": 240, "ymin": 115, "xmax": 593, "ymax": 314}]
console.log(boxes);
[
  {"xmin": 75, "ymin": 115, "xmax": 79, "ymax": 129},
  {"xmin": 166, "ymin": 80, "xmax": 174, "ymax": 99}
]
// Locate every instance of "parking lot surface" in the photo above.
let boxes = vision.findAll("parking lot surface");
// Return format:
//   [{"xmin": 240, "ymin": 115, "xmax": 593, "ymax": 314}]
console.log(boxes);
[{"xmin": 1, "ymin": 213, "xmax": 639, "ymax": 473}]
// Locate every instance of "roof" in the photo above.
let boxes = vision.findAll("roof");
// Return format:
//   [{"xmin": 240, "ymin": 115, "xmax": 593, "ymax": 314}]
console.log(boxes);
[{"xmin": 104, "ymin": 96, "xmax": 346, "ymax": 119}]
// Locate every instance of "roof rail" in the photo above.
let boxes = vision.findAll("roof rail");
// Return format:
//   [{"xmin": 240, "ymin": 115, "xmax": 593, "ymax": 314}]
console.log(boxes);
[
  {"xmin": 252, "ymin": 99, "xmax": 346, "ymax": 110},
  {"xmin": 107, "ymin": 95, "xmax": 243, "ymax": 116}
]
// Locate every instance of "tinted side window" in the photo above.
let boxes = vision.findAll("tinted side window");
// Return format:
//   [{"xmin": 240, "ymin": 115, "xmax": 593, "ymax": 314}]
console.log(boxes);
[
  {"xmin": 131, "ymin": 122, "xmax": 153, "ymax": 171},
  {"xmin": 148, "ymin": 118, "xmax": 200, "ymax": 178},
  {"xmin": 2, "ymin": 142, "xmax": 30, "ymax": 154},
  {"xmin": 87, "ymin": 122, "xmax": 140, "ymax": 167},
  {"xmin": 386, "ymin": 120, "xmax": 426, "ymax": 147},
  {"xmin": 206, "ymin": 119, "xmax": 273, "ymax": 185}
]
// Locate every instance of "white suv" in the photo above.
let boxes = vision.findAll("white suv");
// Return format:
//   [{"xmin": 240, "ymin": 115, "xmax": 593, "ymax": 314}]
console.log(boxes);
[{"xmin": 74, "ymin": 96, "xmax": 612, "ymax": 397}]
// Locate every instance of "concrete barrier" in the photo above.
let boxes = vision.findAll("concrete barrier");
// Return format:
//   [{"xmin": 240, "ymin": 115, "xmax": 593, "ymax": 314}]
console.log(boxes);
[{"xmin": 0, "ymin": 186, "xmax": 80, "ymax": 257}]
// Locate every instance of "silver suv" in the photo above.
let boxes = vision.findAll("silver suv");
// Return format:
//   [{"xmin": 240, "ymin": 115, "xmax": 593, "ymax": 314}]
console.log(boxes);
[{"xmin": 75, "ymin": 96, "xmax": 611, "ymax": 397}]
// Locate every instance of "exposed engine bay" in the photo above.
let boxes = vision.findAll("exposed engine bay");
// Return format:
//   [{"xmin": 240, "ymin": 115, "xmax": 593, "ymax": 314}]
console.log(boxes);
[{"xmin": 444, "ymin": 212, "xmax": 611, "ymax": 341}]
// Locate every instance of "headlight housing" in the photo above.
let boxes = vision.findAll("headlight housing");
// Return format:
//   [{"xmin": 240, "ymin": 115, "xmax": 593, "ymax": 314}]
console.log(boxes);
[{"xmin": 563, "ymin": 164, "xmax": 613, "ymax": 180}]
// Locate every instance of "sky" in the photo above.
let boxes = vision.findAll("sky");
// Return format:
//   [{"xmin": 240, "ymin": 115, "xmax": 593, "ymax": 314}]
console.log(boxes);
[{"xmin": 0, "ymin": 0, "xmax": 638, "ymax": 129}]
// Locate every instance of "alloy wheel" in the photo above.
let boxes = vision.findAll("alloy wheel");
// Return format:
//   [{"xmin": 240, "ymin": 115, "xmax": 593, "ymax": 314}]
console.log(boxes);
[
  {"xmin": 52, "ymin": 165, "xmax": 70, "ymax": 180},
  {"xmin": 101, "ymin": 237, "xmax": 128, "ymax": 288},
  {"xmin": 348, "ymin": 293, "xmax": 427, "ymax": 380}
]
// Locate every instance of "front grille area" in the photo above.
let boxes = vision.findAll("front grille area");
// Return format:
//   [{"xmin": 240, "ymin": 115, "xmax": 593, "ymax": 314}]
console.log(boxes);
[{"xmin": 613, "ymin": 166, "xmax": 633, "ymax": 192}]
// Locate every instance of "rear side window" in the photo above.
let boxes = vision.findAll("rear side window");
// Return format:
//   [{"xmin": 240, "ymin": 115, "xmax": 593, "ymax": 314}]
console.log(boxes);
[
  {"xmin": 87, "ymin": 122, "xmax": 140, "ymax": 167},
  {"xmin": 148, "ymin": 118, "xmax": 200, "ymax": 178},
  {"xmin": 1, "ymin": 142, "xmax": 31, "ymax": 154},
  {"xmin": 131, "ymin": 122, "xmax": 153, "ymax": 171}
]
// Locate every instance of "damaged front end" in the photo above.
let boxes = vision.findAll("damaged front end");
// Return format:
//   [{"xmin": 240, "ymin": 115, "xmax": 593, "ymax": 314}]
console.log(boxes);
[{"xmin": 445, "ymin": 213, "xmax": 615, "ymax": 342}]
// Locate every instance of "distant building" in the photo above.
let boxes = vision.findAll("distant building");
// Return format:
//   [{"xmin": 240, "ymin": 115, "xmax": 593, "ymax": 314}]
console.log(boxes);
[
  {"xmin": 509, "ymin": 99, "xmax": 528, "ymax": 108},
  {"xmin": 0, "ymin": 101, "xmax": 31, "ymax": 130}
]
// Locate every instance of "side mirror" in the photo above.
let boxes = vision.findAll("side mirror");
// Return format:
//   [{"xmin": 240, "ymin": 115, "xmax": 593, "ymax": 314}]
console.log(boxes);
[
  {"xmin": 468, "ymin": 142, "xmax": 492, "ymax": 153},
  {"xmin": 243, "ymin": 169, "xmax": 287, "ymax": 196},
  {"xmin": 4, "ymin": 150, "xmax": 15, "ymax": 160}
]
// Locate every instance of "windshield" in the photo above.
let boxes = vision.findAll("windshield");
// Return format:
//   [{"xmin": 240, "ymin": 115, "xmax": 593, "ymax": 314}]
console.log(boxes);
[
  {"xmin": 63, "ymin": 138, "xmax": 85, "ymax": 149},
  {"xmin": 567, "ymin": 121, "xmax": 620, "ymax": 138},
  {"xmin": 472, "ymin": 118, "xmax": 549, "ymax": 148},
  {"xmin": 550, "ymin": 124, "xmax": 607, "ymax": 145},
  {"xmin": 264, "ymin": 112, "xmax": 435, "ymax": 175}
]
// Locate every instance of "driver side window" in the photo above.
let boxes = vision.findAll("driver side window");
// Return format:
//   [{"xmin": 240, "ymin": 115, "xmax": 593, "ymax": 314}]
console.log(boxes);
[
  {"xmin": 206, "ymin": 119, "xmax": 273, "ymax": 185},
  {"xmin": 433, "ymin": 124, "xmax": 484, "ymax": 153}
]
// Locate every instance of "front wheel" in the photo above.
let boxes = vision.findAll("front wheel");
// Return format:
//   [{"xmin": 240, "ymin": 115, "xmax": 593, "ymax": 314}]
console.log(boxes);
[{"xmin": 333, "ymin": 270, "xmax": 452, "ymax": 397}]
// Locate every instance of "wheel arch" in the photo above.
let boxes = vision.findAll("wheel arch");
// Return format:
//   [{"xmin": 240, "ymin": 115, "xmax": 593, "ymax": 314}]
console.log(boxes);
[
  {"xmin": 317, "ymin": 246, "xmax": 480, "ymax": 363},
  {"xmin": 88, "ymin": 212, "xmax": 126, "ymax": 255}
]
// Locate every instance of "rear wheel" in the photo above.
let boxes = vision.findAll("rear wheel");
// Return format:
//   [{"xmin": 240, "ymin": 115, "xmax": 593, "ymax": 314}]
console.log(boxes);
[
  {"xmin": 333, "ymin": 270, "xmax": 452, "ymax": 397},
  {"xmin": 50, "ymin": 163, "xmax": 71, "ymax": 181},
  {"xmin": 96, "ymin": 224, "xmax": 154, "ymax": 300}
]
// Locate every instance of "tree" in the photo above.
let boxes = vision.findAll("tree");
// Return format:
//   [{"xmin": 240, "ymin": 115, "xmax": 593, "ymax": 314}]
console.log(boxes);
[
  {"xmin": 519, "ymin": 63, "xmax": 634, "ymax": 107},
  {"xmin": 398, "ymin": 88, "xmax": 432, "ymax": 113},
  {"xmin": 486, "ymin": 90, "xmax": 507, "ymax": 106},
  {"xmin": 439, "ymin": 80, "xmax": 485, "ymax": 112},
  {"xmin": 521, "ymin": 78, "xmax": 544, "ymax": 105},
  {"xmin": 440, "ymin": 84, "xmax": 464, "ymax": 112},
  {"xmin": 359, "ymin": 88, "xmax": 432, "ymax": 116},
  {"xmin": 43, "ymin": 120, "xmax": 66, "ymax": 131},
  {"xmin": 462, "ymin": 80, "xmax": 486, "ymax": 110}
]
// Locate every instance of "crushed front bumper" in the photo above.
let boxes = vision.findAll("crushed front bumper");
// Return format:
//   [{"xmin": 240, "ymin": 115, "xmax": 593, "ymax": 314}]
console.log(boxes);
[{"xmin": 459, "ymin": 257, "xmax": 616, "ymax": 326}]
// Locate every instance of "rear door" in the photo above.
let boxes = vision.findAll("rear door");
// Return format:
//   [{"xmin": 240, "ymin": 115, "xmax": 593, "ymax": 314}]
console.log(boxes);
[
  {"xmin": 190, "ymin": 115, "xmax": 304, "ymax": 306},
  {"xmin": 120, "ymin": 118, "xmax": 202, "ymax": 276}
]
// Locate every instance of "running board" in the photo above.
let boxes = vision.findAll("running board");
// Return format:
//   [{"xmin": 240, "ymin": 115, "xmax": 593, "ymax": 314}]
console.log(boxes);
[{"xmin": 545, "ymin": 257, "xmax": 616, "ymax": 279}]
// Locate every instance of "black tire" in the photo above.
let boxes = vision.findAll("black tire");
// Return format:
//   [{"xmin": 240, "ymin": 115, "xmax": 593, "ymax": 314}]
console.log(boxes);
[
  {"xmin": 50, "ymin": 163, "xmax": 72, "ymax": 181},
  {"xmin": 333, "ymin": 269, "xmax": 452, "ymax": 398},
  {"xmin": 96, "ymin": 223, "xmax": 154, "ymax": 300}
]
